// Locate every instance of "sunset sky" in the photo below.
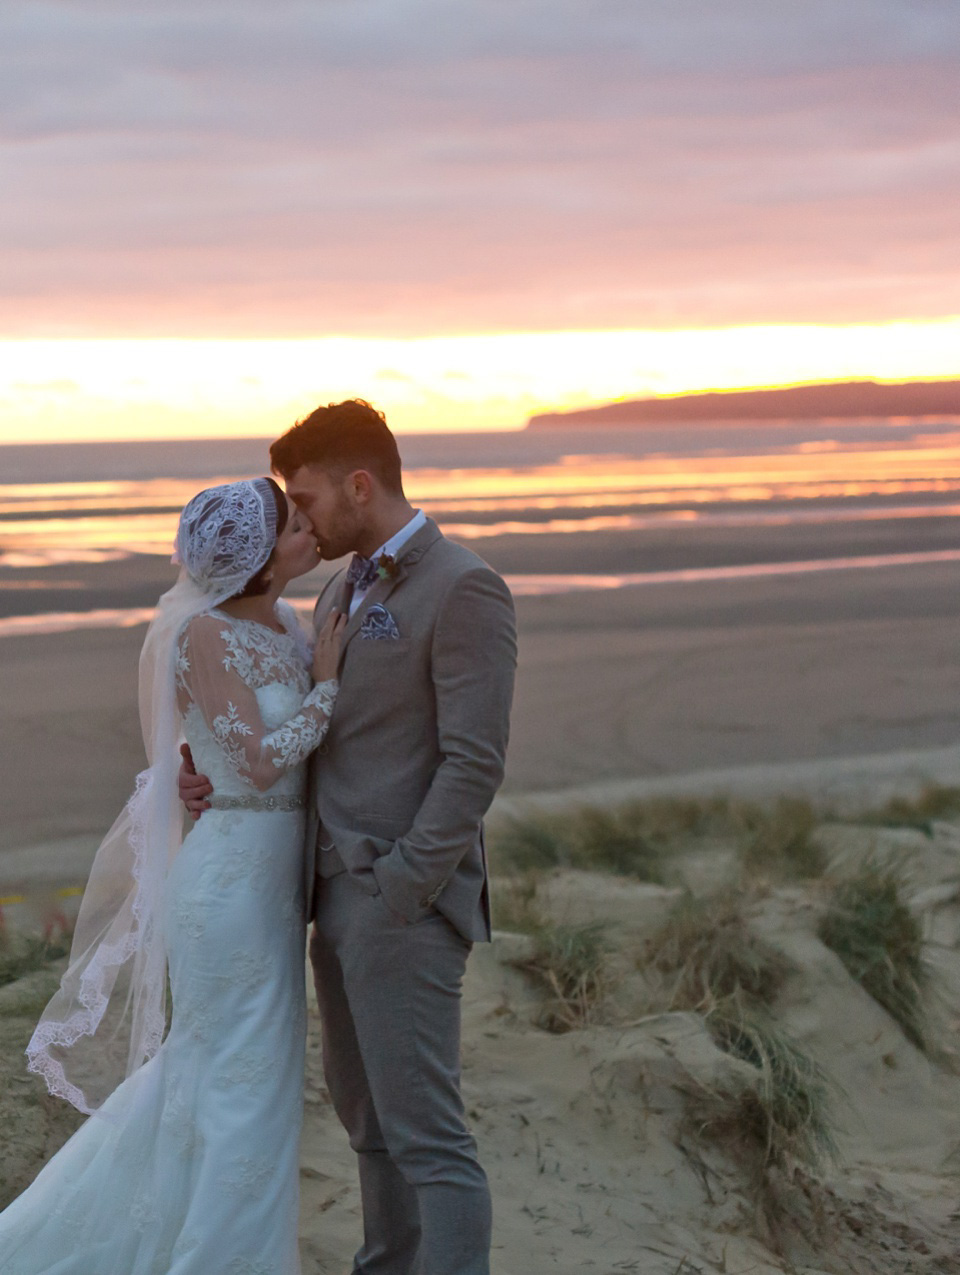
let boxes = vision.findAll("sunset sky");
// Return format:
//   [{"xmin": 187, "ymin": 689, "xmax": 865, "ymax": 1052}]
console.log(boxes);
[{"xmin": 2, "ymin": 0, "xmax": 959, "ymax": 441}]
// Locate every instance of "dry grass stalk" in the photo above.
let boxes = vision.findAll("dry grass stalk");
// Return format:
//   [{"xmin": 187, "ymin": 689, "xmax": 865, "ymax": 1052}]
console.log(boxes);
[
  {"xmin": 848, "ymin": 783, "xmax": 960, "ymax": 836},
  {"xmin": 488, "ymin": 815, "xmax": 569, "ymax": 874},
  {"xmin": 0, "ymin": 931, "xmax": 71, "ymax": 991},
  {"xmin": 510, "ymin": 920, "xmax": 613, "ymax": 1032},
  {"xmin": 489, "ymin": 872, "xmax": 542, "ymax": 935},
  {"xmin": 490, "ymin": 806, "xmax": 666, "ymax": 881},
  {"xmin": 681, "ymin": 999, "xmax": 839, "ymax": 1226},
  {"xmin": 735, "ymin": 796, "xmax": 828, "ymax": 880},
  {"xmin": 817, "ymin": 859, "xmax": 929, "ymax": 1050},
  {"xmin": 646, "ymin": 889, "xmax": 794, "ymax": 1015},
  {"xmin": 568, "ymin": 806, "xmax": 666, "ymax": 880}
]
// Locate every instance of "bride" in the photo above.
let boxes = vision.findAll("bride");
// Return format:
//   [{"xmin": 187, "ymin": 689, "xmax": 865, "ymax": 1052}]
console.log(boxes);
[{"xmin": 0, "ymin": 476, "xmax": 344, "ymax": 1274}]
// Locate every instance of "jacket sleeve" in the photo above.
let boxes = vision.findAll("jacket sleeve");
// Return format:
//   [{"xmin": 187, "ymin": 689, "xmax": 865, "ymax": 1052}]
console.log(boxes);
[{"xmin": 371, "ymin": 566, "xmax": 517, "ymax": 920}]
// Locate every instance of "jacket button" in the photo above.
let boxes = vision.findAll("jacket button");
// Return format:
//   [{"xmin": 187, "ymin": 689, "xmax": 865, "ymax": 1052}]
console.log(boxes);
[{"xmin": 317, "ymin": 743, "xmax": 329, "ymax": 756}]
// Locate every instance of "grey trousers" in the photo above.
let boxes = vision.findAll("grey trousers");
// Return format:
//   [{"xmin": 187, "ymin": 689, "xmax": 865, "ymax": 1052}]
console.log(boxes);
[{"xmin": 310, "ymin": 872, "xmax": 491, "ymax": 1275}]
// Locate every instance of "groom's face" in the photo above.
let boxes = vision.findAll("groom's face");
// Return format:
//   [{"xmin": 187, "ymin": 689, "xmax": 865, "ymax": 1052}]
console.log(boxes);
[{"xmin": 285, "ymin": 465, "xmax": 365, "ymax": 561}]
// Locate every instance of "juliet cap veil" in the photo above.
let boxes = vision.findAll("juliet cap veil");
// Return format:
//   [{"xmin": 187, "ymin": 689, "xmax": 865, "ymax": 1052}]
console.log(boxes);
[{"xmin": 26, "ymin": 478, "xmax": 282, "ymax": 1114}]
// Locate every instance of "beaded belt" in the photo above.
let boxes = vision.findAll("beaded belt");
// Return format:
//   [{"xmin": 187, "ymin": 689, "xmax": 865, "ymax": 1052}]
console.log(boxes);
[{"xmin": 207, "ymin": 794, "xmax": 307, "ymax": 812}]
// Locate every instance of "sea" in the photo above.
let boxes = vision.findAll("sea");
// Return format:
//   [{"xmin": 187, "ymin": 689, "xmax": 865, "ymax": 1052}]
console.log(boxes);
[{"xmin": 2, "ymin": 417, "xmax": 960, "ymax": 637}]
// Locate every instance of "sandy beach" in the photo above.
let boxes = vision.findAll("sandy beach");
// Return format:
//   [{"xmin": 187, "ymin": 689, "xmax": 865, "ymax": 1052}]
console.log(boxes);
[{"xmin": 2, "ymin": 549, "xmax": 959, "ymax": 863}]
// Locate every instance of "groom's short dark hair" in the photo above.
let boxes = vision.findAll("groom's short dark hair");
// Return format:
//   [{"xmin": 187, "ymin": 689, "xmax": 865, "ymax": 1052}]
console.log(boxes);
[{"xmin": 270, "ymin": 399, "xmax": 403, "ymax": 494}]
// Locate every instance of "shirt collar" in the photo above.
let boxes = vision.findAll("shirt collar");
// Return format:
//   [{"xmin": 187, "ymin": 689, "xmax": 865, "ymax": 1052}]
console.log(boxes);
[{"xmin": 371, "ymin": 508, "xmax": 427, "ymax": 564}]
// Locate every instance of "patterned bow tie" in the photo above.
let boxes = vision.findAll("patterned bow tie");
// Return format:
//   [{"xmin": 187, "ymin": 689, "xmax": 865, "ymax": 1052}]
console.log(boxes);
[
  {"xmin": 345, "ymin": 554, "xmax": 379, "ymax": 590},
  {"xmin": 346, "ymin": 552, "xmax": 400, "ymax": 591}
]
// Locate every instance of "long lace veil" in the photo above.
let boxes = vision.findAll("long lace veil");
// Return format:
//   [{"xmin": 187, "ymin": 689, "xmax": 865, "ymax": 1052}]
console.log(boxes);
[{"xmin": 26, "ymin": 479, "xmax": 280, "ymax": 1115}]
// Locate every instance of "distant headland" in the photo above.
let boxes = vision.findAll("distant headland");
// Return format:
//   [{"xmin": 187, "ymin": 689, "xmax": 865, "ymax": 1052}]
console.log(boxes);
[{"xmin": 526, "ymin": 379, "xmax": 960, "ymax": 429}]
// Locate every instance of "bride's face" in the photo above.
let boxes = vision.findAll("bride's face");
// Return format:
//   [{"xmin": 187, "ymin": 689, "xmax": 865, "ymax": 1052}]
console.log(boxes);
[{"xmin": 270, "ymin": 495, "xmax": 320, "ymax": 584}]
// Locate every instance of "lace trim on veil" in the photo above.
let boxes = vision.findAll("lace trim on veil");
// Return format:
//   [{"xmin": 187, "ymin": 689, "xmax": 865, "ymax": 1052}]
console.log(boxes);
[{"xmin": 25, "ymin": 771, "xmax": 166, "ymax": 1114}]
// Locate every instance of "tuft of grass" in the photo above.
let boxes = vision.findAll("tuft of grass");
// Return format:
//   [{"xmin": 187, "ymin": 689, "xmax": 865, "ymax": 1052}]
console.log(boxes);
[
  {"xmin": 646, "ymin": 889, "xmax": 794, "ymax": 1014},
  {"xmin": 567, "ymin": 806, "xmax": 665, "ymax": 881},
  {"xmin": 850, "ymin": 784, "xmax": 960, "ymax": 836},
  {"xmin": 0, "ymin": 969, "xmax": 64, "ymax": 1020},
  {"xmin": 735, "ymin": 797, "xmax": 828, "ymax": 881},
  {"xmin": 694, "ymin": 999, "xmax": 839, "ymax": 1178},
  {"xmin": 490, "ymin": 872, "xmax": 542, "ymax": 935},
  {"xmin": 510, "ymin": 920, "xmax": 613, "ymax": 1032},
  {"xmin": 492, "ymin": 794, "xmax": 836, "ymax": 884},
  {"xmin": 488, "ymin": 815, "xmax": 569, "ymax": 873},
  {"xmin": 0, "ymin": 932, "xmax": 71, "ymax": 990},
  {"xmin": 489, "ymin": 806, "xmax": 666, "ymax": 881},
  {"xmin": 817, "ymin": 860, "xmax": 929, "ymax": 1050},
  {"xmin": 605, "ymin": 795, "xmax": 737, "ymax": 846}
]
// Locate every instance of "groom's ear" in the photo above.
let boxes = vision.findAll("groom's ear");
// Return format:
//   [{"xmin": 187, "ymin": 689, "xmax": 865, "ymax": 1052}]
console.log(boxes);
[{"xmin": 348, "ymin": 469, "xmax": 375, "ymax": 506}]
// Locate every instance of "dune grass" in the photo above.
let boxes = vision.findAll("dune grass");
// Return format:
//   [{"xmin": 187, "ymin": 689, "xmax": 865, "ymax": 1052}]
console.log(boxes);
[
  {"xmin": 490, "ymin": 871, "xmax": 615, "ymax": 1031},
  {"xmin": 0, "ymin": 931, "xmax": 71, "ymax": 991},
  {"xmin": 491, "ymin": 784, "xmax": 960, "ymax": 890},
  {"xmin": 847, "ymin": 784, "xmax": 960, "ymax": 836},
  {"xmin": 734, "ymin": 796, "xmax": 828, "ymax": 880},
  {"xmin": 489, "ymin": 815, "xmax": 570, "ymax": 874},
  {"xmin": 489, "ymin": 872, "xmax": 542, "ymax": 935},
  {"xmin": 490, "ymin": 806, "xmax": 667, "ymax": 881},
  {"xmin": 817, "ymin": 859, "xmax": 929, "ymax": 1050},
  {"xmin": 568, "ymin": 806, "xmax": 667, "ymax": 879},
  {"xmin": 646, "ymin": 889, "xmax": 794, "ymax": 1014},
  {"xmin": 0, "ymin": 929, "xmax": 72, "ymax": 1022},
  {"xmin": 489, "ymin": 794, "xmax": 743, "ymax": 880},
  {"xmin": 698, "ymin": 1001, "xmax": 839, "ymax": 1177},
  {"xmin": 491, "ymin": 793, "xmax": 832, "ymax": 884},
  {"xmin": 509, "ymin": 919, "xmax": 614, "ymax": 1032}
]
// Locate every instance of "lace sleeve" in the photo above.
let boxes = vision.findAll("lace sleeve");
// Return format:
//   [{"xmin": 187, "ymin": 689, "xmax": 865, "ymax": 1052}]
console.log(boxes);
[{"xmin": 177, "ymin": 614, "xmax": 337, "ymax": 791}]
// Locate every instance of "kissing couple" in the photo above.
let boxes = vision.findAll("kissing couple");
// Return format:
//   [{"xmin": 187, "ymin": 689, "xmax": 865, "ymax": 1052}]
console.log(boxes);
[{"xmin": 0, "ymin": 398, "xmax": 518, "ymax": 1275}]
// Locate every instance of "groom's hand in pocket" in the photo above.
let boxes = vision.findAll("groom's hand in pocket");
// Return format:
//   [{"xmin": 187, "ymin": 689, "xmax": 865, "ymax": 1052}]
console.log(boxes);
[{"xmin": 178, "ymin": 743, "xmax": 213, "ymax": 820}]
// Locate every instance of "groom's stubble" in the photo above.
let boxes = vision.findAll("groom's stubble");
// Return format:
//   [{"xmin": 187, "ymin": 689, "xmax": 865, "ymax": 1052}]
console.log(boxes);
[
  {"xmin": 317, "ymin": 483, "xmax": 368, "ymax": 562},
  {"xmin": 285, "ymin": 467, "xmax": 368, "ymax": 562}
]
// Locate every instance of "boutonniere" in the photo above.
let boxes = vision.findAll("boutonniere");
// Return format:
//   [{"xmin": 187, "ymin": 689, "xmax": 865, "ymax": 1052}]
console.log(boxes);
[{"xmin": 376, "ymin": 552, "xmax": 399, "ymax": 581}]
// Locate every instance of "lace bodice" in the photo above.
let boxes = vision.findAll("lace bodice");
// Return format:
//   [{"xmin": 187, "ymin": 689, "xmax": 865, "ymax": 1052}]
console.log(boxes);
[{"xmin": 175, "ymin": 601, "xmax": 337, "ymax": 798}]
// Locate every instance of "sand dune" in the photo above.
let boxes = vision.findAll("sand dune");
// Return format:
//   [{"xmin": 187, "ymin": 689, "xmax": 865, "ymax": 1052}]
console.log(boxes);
[{"xmin": 4, "ymin": 803, "xmax": 960, "ymax": 1272}]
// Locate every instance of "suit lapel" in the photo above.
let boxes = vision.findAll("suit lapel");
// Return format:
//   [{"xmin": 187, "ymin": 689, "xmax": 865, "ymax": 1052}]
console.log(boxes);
[{"xmin": 339, "ymin": 517, "xmax": 443, "ymax": 658}]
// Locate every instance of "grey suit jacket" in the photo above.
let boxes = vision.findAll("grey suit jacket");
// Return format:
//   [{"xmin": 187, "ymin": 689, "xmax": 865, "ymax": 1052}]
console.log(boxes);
[{"xmin": 304, "ymin": 518, "xmax": 517, "ymax": 942}]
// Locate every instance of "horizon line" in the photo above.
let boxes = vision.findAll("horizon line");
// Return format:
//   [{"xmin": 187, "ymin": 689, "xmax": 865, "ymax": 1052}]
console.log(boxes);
[{"xmin": 4, "ymin": 372, "xmax": 960, "ymax": 448}]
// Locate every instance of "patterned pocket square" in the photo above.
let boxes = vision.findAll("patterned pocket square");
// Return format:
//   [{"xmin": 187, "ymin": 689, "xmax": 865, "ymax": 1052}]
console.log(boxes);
[{"xmin": 359, "ymin": 604, "xmax": 401, "ymax": 641}]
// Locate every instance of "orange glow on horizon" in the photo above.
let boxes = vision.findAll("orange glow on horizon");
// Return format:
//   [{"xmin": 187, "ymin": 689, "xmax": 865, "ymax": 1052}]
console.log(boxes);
[{"xmin": 0, "ymin": 319, "xmax": 958, "ymax": 445}]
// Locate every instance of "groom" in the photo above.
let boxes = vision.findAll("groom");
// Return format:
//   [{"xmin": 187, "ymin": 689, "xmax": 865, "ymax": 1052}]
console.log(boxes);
[{"xmin": 183, "ymin": 399, "xmax": 516, "ymax": 1275}]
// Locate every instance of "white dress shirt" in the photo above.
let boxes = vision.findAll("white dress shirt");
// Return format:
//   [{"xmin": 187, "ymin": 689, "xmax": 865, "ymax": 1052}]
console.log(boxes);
[{"xmin": 348, "ymin": 509, "xmax": 427, "ymax": 618}]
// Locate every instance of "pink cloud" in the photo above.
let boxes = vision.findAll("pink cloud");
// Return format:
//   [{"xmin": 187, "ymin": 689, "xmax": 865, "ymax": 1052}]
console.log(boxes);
[{"xmin": 1, "ymin": 1, "xmax": 959, "ymax": 336}]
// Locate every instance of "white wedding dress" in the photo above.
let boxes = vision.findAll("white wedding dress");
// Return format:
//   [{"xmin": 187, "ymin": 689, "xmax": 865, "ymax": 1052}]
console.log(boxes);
[{"xmin": 0, "ymin": 602, "xmax": 336, "ymax": 1275}]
